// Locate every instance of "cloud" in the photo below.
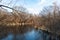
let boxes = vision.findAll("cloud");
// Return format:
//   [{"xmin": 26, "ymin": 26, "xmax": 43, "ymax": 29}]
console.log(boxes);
[
  {"xmin": 27, "ymin": 8, "xmax": 40, "ymax": 14},
  {"xmin": 38, "ymin": 0, "xmax": 54, "ymax": 6},
  {"xmin": 1, "ymin": 0, "xmax": 60, "ymax": 15},
  {"xmin": 24, "ymin": 0, "xmax": 54, "ymax": 14}
]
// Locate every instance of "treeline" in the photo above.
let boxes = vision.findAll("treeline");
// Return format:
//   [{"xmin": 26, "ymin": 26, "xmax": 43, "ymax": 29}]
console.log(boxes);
[{"xmin": 0, "ymin": 4, "xmax": 60, "ymax": 35}]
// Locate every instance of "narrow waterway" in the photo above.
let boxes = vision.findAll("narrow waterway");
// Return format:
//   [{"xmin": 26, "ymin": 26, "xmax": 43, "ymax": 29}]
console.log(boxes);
[{"xmin": 0, "ymin": 29, "xmax": 60, "ymax": 40}]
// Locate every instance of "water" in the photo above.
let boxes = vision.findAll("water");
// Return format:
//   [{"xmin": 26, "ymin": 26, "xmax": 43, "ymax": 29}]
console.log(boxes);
[
  {"xmin": 0, "ymin": 29, "xmax": 59, "ymax": 40},
  {"xmin": 2, "ymin": 33, "xmax": 14, "ymax": 40}
]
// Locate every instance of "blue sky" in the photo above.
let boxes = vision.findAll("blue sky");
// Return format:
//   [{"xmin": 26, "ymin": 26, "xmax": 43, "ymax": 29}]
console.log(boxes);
[{"xmin": 0, "ymin": 0, "xmax": 60, "ymax": 14}]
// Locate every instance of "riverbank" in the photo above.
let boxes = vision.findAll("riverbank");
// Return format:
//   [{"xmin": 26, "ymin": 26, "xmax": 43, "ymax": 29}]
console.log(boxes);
[{"xmin": 0, "ymin": 25, "xmax": 60, "ymax": 40}]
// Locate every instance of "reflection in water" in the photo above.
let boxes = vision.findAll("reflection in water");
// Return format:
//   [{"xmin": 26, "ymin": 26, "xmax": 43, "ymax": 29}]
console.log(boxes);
[
  {"xmin": 25, "ymin": 30, "xmax": 40, "ymax": 40},
  {"xmin": 0, "ymin": 29, "xmax": 59, "ymax": 40},
  {"xmin": 1, "ymin": 33, "xmax": 14, "ymax": 40}
]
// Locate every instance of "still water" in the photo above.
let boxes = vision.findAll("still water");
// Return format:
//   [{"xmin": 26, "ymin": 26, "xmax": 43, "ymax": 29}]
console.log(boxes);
[{"xmin": 0, "ymin": 29, "xmax": 59, "ymax": 40}]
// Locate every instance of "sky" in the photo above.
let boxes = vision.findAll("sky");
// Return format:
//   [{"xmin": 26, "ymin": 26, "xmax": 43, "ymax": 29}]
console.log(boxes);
[{"xmin": 0, "ymin": 0, "xmax": 60, "ymax": 14}]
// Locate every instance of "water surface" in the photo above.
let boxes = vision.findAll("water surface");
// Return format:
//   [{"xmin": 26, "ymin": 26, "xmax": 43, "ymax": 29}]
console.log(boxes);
[{"xmin": 0, "ymin": 29, "xmax": 59, "ymax": 40}]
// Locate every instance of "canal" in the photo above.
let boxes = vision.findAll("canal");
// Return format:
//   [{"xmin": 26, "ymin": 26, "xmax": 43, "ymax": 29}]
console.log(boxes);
[{"xmin": 0, "ymin": 28, "xmax": 59, "ymax": 40}]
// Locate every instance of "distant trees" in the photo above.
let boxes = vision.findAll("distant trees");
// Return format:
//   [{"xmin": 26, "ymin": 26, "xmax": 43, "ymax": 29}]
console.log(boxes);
[
  {"xmin": 13, "ymin": 6, "xmax": 28, "ymax": 13},
  {"xmin": 39, "ymin": 3, "xmax": 60, "ymax": 35},
  {"xmin": 0, "ymin": 3, "xmax": 60, "ymax": 35},
  {"xmin": 0, "ymin": 5, "xmax": 30, "ymax": 25}
]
